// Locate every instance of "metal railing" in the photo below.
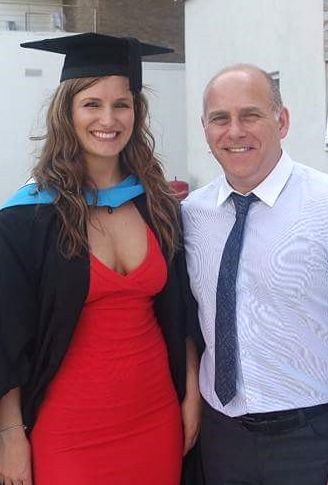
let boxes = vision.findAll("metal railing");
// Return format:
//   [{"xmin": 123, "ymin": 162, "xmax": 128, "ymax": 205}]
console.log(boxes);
[{"xmin": 0, "ymin": 1, "xmax": 98, "ymax": 32}]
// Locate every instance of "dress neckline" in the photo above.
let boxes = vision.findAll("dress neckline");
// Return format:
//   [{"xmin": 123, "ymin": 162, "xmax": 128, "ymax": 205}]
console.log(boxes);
[{"xmin": 90, "ymin": 225, "xmax": 154, "ymax": 280}]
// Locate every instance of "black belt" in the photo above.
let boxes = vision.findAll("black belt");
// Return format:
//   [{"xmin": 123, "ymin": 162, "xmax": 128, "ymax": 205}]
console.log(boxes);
[{"xmin": 237, "ymin": 403, "xmax": 328, "ymax": 433}]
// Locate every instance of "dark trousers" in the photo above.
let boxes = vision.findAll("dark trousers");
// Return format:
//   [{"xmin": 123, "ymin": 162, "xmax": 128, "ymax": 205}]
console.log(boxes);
[{"xmin": 201, "ymin": 400, "xmax": 328, "ymax": 485}]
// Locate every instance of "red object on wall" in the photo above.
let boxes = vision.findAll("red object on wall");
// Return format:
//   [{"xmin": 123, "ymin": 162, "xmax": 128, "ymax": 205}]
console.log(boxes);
[{"xmin": 169, "ymin": 177, "xmax": 189, "ymax": 201}]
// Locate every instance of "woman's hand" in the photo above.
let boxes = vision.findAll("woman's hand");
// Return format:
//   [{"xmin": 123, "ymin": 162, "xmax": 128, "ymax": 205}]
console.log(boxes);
[{"xmin": 0, "ymin": 427, "xmax": 32, "ymax": 485}]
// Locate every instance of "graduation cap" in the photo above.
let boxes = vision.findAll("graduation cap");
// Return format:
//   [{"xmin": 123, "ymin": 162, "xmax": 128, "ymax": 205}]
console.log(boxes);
[{"xmin": 21, "ymin": 32, "xmax": 173, "ymax": 93}]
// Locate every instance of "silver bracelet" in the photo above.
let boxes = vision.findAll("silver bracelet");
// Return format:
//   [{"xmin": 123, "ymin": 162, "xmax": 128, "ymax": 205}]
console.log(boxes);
[{"xmin": 0, "ymin": 424, "xmax": 27, "ymax": 434}]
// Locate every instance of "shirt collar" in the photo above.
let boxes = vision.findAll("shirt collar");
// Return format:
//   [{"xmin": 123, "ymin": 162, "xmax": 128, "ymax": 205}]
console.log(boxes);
[{"xmin": 216, "ymin": 150, "xmax": 294, "ymax": 207}]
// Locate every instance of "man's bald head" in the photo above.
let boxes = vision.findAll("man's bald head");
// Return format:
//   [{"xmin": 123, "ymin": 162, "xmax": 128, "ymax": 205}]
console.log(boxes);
[{"xmin": 203, "ymin": 64, "xmax": 283, "ymax": 118}]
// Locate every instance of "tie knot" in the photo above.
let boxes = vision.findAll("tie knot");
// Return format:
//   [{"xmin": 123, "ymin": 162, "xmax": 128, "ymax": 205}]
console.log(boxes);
[{"xmin": 231, "ymin": 192, "xmax": 258, "ymax": 216}]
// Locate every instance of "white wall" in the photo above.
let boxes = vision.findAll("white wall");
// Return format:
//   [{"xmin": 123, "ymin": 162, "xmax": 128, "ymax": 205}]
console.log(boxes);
[
  {"xmin": 0, "ymin": 31, "xmax": 187, "ymax": 204},
  {"xmin": 185, "ymin": 0, "xmax": 327, "ymax": 188},
  {"xmin": 143, "ymin": 62, "xmax": 188, "ymax": 181}
]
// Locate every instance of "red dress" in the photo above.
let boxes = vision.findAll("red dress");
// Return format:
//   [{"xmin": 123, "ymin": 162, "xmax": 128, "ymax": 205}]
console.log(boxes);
[{"xmin": 31, "ymin": 226, "xmax": 183, "ymax": 484}]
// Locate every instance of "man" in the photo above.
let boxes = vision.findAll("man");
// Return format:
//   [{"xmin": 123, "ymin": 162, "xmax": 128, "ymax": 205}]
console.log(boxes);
[{"xmin": 182, "ymin": 64, "xmax": 328, "ymax": 485}]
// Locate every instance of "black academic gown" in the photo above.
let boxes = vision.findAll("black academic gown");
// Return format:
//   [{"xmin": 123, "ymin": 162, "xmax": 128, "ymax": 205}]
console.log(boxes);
[
  {"xmin": 0, "ymin": 194, "xmax": 204, "ymax": 483},
  {"xmin": 0, "ymin": 195, "xmax": 200, "ymax": 420},
  {"xmin": 0, "ymin": 193, "xmax": 199, "ymax": 422}
]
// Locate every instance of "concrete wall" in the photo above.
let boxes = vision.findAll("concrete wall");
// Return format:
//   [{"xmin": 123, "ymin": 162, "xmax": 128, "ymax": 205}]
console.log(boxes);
[
  {"xmin": 185, "ymin": 0, "xmax": 327, "ymax": 188},
  {"xmin": 0, "ymin": 31, "xmax": 187, "ymax": 204}
]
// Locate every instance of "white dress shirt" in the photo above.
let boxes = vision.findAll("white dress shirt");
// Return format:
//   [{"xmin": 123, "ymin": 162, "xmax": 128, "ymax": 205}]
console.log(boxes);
[{"xmin": 182, "ymin": 151, "xmax": 328, "ymax": 416}]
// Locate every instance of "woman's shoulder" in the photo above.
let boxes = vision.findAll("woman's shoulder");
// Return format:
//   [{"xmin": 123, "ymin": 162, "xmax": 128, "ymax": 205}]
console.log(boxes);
[
  {"xmin": 0, "ymin": 204, "xmax": 58, "ymax": 252},
  {"xmin": 0, "ymin": 204, "xmax": 56, "ymax": 225}
]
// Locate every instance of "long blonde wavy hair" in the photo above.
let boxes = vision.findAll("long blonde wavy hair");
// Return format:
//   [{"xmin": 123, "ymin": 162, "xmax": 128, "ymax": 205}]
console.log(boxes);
[{"xmin": 33, "ymin": 77, "xmax": 180, "ymax": 261}]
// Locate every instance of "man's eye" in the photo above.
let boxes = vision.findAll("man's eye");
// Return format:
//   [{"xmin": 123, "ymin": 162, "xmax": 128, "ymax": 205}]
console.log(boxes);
[
  {"xmin": 243, "ymin": 113, "xmax": 260, "ymax": 121},
  {"xmin": 210, "ymin": 116, "xmax": 228, "ymax": 125}
]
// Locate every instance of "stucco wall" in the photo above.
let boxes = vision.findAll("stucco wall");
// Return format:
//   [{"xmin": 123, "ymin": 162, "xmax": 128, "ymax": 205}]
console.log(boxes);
[{"xmin": 185, "ymin": 0, "xmax": 327, "ymax": 188}]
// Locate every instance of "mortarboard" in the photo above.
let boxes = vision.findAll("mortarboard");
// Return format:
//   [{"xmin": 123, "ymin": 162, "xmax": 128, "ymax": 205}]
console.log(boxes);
[{"xmin": 21, "ymin": 32, "xmax": 173, "ymax": 93}]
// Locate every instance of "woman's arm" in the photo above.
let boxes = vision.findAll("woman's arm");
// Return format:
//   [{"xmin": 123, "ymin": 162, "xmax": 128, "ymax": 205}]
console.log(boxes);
[
  {"xmin": 181, "ymin": 337, "xmax": 201, "ymax": 456},
  {"xmin": 0, "ymin": 388, "xmax": 32, "ymax": 485}
]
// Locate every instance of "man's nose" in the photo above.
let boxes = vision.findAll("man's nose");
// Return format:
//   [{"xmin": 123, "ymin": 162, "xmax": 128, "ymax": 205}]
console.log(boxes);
[{"xmin": 227, "ymin": 118, "xmax": 246, "ymax": 138}]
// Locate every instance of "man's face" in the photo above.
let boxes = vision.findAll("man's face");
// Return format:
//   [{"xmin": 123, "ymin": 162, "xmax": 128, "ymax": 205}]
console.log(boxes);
[{"xmin": 202, "ymin": 69, "xmax": 289, "ymax": 193}]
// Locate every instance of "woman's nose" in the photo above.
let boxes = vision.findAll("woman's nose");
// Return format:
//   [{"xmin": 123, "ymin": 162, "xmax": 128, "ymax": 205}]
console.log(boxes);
[{"xmin": 98, "ymin": 107, "xmax": 115, "ymax": 126}]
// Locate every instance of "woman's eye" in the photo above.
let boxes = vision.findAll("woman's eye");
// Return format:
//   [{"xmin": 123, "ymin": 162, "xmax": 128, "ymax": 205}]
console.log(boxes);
[
  {"xmin": 84, "ymin": 101, "xmax": 99, "ymax": 108},
  {"xmin": 115, "ymin": 102, "xmax": 130, "ymax": 109}
]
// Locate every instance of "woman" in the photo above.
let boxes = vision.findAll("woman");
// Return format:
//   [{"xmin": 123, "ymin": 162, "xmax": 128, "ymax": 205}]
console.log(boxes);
[{"xmin": 0, "ymin": 33, "xmax": 200, "ymax": 485}]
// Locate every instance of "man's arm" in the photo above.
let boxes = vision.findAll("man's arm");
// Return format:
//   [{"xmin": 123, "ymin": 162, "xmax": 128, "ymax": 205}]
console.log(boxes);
[{"xmin": 182, "ymin": 337, "xmax": 201, "ymax": 456}]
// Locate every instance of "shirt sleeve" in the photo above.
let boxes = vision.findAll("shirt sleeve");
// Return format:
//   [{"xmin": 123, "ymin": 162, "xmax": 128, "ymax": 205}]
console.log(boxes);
[{"xmin": 0, "ymin": 207, "xmax": 38, "ymax": 398}]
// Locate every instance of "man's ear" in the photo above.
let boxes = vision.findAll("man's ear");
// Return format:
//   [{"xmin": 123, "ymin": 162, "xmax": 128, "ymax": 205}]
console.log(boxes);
[{"xmin": 278, "ymin": 107, "xmax": 290, "ymax": 140}]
